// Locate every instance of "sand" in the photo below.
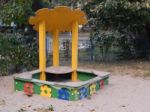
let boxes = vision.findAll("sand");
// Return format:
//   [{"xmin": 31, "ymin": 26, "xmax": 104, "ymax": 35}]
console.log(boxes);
[{"xmin": 0, "ymin": 75, "xmax": 150, "ymax": 112}]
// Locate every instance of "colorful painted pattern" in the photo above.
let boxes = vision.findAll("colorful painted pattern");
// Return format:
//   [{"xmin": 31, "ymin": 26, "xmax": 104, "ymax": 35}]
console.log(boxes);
[
  {"xmin": 79, "ymin": 87, "xmax": 88, "ymax": 99},
  {"xmin": 24, "ymin": 83, "xmax": 34, "ymax": 96},
  {"xmin": 100, "ymin": 80, "xmax": 104, "ymax": 89},
  {"xmin": 40, "ymin": 85, "xmax": 52, "ymax": 97},
  {"xmin": 71, "ymin": 89, "xmax": 78, "ymax": 96},
  {"xmin": 58, "ymin": 88, "xmax": 70, "ymax": 100},
  {"xmin": 15, "ymin": 76, "xmax": 109, "ymax": 100},
  {"xmin": 90, "ymin": 84, "xmax": 96, "ymax": 95}
]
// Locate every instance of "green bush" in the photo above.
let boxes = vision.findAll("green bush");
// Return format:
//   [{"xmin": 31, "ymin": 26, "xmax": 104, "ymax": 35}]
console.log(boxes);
[{"xmin": 0, "ymin": 33, "xmax": 38, "ymax": 75}]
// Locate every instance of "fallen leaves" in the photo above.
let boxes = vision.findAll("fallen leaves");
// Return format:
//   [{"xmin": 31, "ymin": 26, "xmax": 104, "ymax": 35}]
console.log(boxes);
[{"xmin": 0, "ymin": 99, "xmax": 5, "ymax": 106}]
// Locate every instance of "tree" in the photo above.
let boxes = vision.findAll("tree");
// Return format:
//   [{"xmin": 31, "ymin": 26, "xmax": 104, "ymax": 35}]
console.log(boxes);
[
  {"xmin": 0, "ymin": 0, "xmax": 33, "ymax": 26},
  {"xmin": 83, "ymin": 0, "xmax": 150, "ymax": 30},
  {"xmin": 0, "ymin": 0, "xmax": 52, "ymax": 27},
  {"xmin": 0, "ymin": 0, "xmax": 52, "ymax": 75},
  {"xmin": 83, "ymin": 0, "xmax": 150, "ymax": 59}
]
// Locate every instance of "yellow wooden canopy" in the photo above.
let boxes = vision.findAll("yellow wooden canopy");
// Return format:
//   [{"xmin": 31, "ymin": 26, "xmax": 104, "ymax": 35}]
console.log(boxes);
[{"xmin": 29, "ymin": 6, "xmax": 87, "ymax": 32}]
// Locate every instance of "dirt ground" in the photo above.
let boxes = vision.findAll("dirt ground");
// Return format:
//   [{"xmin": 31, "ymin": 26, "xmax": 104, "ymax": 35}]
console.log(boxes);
[
  {"xmin": 0, "ymin": 60, "xmax": 150, "ymax": 112},
  {"xmin": 79, "ymin": 60, "xmax": 150, "ymax": 77}
]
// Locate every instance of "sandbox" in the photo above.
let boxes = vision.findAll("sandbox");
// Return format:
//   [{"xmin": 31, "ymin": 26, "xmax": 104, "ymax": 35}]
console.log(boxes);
[
  {"xmin": 14, "ymin": 6, "xmax": 110, "ymax": 101},
  {"xmin": 14, "ymin": 67, "xmax": 109, "ymax": 101}
]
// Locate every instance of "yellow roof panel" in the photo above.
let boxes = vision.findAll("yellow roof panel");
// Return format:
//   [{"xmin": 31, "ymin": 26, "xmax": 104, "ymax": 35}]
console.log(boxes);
[{"xmin": 29, "ymin": 6, "xmax": 87, "ymax": 32}]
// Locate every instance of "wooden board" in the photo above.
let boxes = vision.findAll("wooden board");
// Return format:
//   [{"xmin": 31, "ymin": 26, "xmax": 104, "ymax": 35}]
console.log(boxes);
[{"xmin": 46, "ymin": 66, "xmax": 73, "ymax": 74}]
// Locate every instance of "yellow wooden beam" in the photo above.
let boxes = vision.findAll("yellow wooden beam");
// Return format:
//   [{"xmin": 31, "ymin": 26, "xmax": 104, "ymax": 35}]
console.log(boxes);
[
  {"xmin": 52, "ymin": 29, "xmax": 59, "ymax": 66},
  {"xmin": 39, "ymin": 21, "xmax": 46, "ymax": 80},
  {"xmin": 71, "ymin": 21, "xmax": 78, "ymax": 81}
]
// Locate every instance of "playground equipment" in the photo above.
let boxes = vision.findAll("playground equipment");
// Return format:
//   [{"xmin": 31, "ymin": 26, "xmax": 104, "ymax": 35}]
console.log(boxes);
[{"xmin": 14, "ymin": 6, "xmax": 109, "ymax": 100}]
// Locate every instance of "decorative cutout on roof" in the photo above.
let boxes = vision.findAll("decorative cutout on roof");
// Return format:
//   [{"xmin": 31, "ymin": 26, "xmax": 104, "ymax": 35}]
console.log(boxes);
[{"xmin": 29, "ymin": 6, "xmax": 87, "ymax": 32}]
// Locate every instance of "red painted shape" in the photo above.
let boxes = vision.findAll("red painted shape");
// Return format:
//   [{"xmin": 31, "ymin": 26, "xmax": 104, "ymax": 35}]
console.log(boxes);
[
  {"xmin": 24, "ymin": 83, "xmax": 34, "ymax": 96},
  {"xmin": 100, "ymin": 80, "xmax": 104, "ymax": 89}
]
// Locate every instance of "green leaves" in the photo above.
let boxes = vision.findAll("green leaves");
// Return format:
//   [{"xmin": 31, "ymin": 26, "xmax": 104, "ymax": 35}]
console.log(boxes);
[
  {"xmin": 0, "ymin": 0, "xmax": 33, "ymax": 25},
  {"xmin": 83, "ymin": 0, "xmax": 150, "ymax": 59},
  {"xmin": 0, "ymin": 33, "xmax": 38, "ymax": 75},
  {"xmin": 83, "ymin": 0, "xmax": 150, "ymax": 30}
]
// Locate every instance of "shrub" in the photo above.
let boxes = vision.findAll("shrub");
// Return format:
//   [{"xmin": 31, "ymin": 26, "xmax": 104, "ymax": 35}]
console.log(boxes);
[{"xmin": 0, "ymin": 33, "xmax": 38, "ymax": 75}]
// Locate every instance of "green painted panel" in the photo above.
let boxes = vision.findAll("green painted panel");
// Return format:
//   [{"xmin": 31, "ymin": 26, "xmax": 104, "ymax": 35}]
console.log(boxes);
[
  {"xmin": 33, "ymin": 83, "xmax": 41, "ymax": 94},
  {"xmin": 104, "ymin": 77, "xmax": 109, "ymax": 85},
  {"xmin": 77, "ymin": 72, "xmax": 96, "ymax": 81},
  {"xmin": 51, "ymin": 86, "xmax": 59, "ymax": 98},
  {"xmin": 87, "ymin": 86, "xmax": 90, "ymax": 96},
  {"xmin": 15, "ymin": 80, "xmax": 24, "ymax": 91},
  {"xmin": 68, "ymin": 89, "xmax": 73, "ymax": 101},
  {"xmin": 69, "ymin": 90, "xmax": 74, "ymax": 101},
  {"xmin": 69, "ymin": 89, "xmax": 80, "ymax": 101},
  {"xmin": 96, "ymin": 81, "xmax": 100, "ymax": 91}
]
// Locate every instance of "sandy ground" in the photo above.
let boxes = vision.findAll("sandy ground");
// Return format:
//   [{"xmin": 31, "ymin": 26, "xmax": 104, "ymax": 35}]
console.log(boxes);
[{"xmin": 0, "ymin": 74, "xmax": 150, "ymax": 112}]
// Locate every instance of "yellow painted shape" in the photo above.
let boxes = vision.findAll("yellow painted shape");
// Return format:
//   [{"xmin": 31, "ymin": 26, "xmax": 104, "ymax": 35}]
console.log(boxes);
[
  {"xmin": 39, "ymin": 21, "xmax": 46, "ymax": 80},
  {"xmin": 29, "ymin": 6, "xmax": 87, "ymax": 33},
  {"xmin": 40, "ymin": 85, "xmax": 52, "ymax": 97},
  {"xmin": 90, "ymin": 84, "xmax": 96, "ymax": 95},
  {"xmin": 52, "ymin": 29, "xmax": 59, "ymax": 66},
  {"xmin": 71, "ymin": 21, "xmax": 78, "ymax": 81}
]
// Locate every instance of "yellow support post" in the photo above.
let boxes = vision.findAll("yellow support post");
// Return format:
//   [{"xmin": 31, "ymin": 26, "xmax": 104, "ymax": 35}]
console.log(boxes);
[
  {"xmin": 71, "ymin": 21, "xmax": 78, "ymax": 81},
  {"xmin": 39, "ymin": 21, "xmax": 46, "ymax": 80},
  {"xmin": 52, "ymin": 29, "xmax": 59, "ymax": 66}
]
